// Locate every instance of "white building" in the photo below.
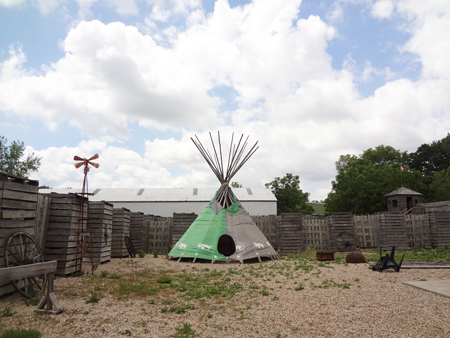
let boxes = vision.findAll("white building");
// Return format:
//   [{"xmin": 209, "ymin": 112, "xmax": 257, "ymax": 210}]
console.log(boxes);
[{"xmin": 41, "ymin": 188, "xmax": 277, "ymax": 217}]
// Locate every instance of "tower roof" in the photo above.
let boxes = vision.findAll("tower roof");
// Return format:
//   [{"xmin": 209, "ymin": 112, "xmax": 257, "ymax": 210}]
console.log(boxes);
[{"xmin": 385, "ymin": 187, "xmax": 422, "ymax": 197}]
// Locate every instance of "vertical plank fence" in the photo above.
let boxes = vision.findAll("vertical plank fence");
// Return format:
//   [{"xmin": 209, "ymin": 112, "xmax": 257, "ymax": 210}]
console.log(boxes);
[
  {"xmin": 251, "ymin": 215, "xmax": 278, "ymax": 249},
  {"xmin": 277, "ymin": 213, "xmax": 304, "ymax": 253}
]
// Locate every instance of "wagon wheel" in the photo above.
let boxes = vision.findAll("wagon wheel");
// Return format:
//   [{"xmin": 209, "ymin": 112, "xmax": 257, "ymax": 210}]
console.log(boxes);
[
  {"xmin": 124, "ymin": 236, "xmax": 136, "ymax": 258},
  {"xmin": 335, "ymin": 232, "xmax": 354, "ymax": 252},
  {"xmin": 4, "ymin": 231, "xmax": 47, "ymax": 298}
]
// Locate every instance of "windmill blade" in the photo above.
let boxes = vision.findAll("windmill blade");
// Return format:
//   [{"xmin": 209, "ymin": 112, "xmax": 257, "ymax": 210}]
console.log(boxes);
[
  {"xmin": 89, "ymin": 154, "xmax": 99, "ymax": 161},
  {"xmin": 90, "ymin": 162, "xmax": 100, "ymax": 169},
  {"xmin": 75, "ymin": 162, "xmax": 85, "ymax": 169},
  {"xmin": 74, "ymin": 155, "xmax": 84, "ymax": 161}
]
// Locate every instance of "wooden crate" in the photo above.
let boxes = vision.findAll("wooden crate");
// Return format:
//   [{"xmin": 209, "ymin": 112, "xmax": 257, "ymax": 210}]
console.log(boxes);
[
  {"xmin": 0, "ymin": 173, "xmax": 39, "ymax": 296},
  {"xmin": 87, "ymin": 201, "xmax": 113, "ymax": 264},
  {"xmin": 142, "ymin": 215, "xmax": 172, "ymax": 254},
  {"xmin": 277, "ymin": 213, "xmax": 304, "ymax": 254},
  {"xmin": 111, "ymin": 208, "xmax": 131, "ymax": 258},
  {"xmin": 130, "ymin": 212, "xmax": 144, "ymax": 254},
  {"xmin": 41, "ymin": 193, "xmax": 87, "ymax": 276},
  {"xmin": 171, "ymin": 213, "xmax": 197, "ymax": 247}
]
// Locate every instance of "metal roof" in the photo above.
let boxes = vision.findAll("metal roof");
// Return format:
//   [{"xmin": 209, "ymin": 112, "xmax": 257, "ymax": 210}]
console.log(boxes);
[
  {"xmin": 41, "ymin": 187, "xmax": 277, "ymax": 202},
  {"xmin": 385, "ymin": 187, "xmax": 422, "ymax": 197}
]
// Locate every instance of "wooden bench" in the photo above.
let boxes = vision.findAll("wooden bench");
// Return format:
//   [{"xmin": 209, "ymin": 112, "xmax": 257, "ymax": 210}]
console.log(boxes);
[{"xmin": 0, "ymin": 261, "xmax": 63, "ymax": 315}]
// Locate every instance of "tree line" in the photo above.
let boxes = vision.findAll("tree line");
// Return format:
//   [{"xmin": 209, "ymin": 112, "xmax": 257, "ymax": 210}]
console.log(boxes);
[{"xmin": 324, "ymin": 133, "xmax": 450, "ymax": 214}]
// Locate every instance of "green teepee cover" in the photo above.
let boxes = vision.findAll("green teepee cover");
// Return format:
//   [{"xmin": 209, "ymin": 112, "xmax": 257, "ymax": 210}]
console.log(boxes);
[{"xmin": 168, "ymin": 189, "xmax": 240, "ymax": 261}]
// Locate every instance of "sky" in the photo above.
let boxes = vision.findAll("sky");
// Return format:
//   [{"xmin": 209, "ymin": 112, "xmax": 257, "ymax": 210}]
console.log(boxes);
[{"xmin": 0, "ymin": 0, "xmax": 449, "ymax": 202}]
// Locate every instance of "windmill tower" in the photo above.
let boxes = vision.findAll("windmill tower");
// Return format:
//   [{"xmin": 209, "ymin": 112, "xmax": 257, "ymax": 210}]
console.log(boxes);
[{"xmin": 74, "ymin": 154, "xmax": 99, "ymax": 273}]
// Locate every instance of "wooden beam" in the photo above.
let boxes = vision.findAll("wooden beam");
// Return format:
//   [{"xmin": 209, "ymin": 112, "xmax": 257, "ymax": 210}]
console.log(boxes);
[{"xmin": 0, "ymin": 261, "xmax": 57, "ymax": 284}]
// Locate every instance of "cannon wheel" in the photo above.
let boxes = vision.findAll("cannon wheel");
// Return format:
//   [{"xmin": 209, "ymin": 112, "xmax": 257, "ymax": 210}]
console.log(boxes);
[
  {"xmin": 4, "ymin": 231, "xmax": 47, "ymax": 298},
  {"xmin": 124, "ymin": 236, "xmax": 136, "ymax": 258}
]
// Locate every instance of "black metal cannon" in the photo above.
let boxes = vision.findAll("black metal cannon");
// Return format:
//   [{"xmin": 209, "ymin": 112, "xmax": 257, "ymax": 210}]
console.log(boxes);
[{"xmin": 372, "ymin": 246, "xmax": 405, "ymax": 272}]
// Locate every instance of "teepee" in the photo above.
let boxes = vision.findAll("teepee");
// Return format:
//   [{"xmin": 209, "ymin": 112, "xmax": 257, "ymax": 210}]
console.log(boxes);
[{"xmin": 168, "ymin": 132, "xmax": 278, "ymax": 263}]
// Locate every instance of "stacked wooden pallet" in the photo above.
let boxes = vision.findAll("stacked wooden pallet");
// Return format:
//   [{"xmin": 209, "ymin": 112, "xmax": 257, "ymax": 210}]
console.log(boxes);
[
  {"xmin": 88, "ymin": 201, "xmax": 113, "ymax": 264},
  {"xmin": 43, "ymin": 193, "xmax": 87, "ymax": 276},
  {"xmin": 111, "ymin": 207, "xmax": 131, "ymax": 258},
  {"xmin": 0, "ymin": 173, "xmax": 39, "ymax": 296},
  {"xmin": 129, "ymin": 212, "xmax": 144, "ymax": 254},
  {"xmin": 277, "ymin": 213, "xmax": 304, "ymax": 254},
  {"xmin": 329, "ymin": 213, "xmax": 356, "ymax": 252},
  {"xmin": 142, "ymin": 215, "xmax": 172, "ymax": 254},
  {"xmin": 429, "ymin": 211, "xmax": 450, "ymax": 249},
  {"xmin": 172, "ymin": 213, "xmax": 197, "ymax": 247},
  {"xmin": 376, "ymin": 212, "xmax": 408, "ymax": 250}
]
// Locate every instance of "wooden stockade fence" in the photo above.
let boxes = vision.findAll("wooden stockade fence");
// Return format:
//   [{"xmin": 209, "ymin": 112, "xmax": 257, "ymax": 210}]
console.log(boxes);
[
  {"xmin": 130, "ymin": 212, "xmax": 144, "ymax": 254},
  {"xmin": 251, "ymin": 215, "xmax": 278, "ymax": 249},
  {"xmin": 405, "ymin": 213, "xmax": 431, "ymax": 248},
  {"xmin": 88, "ymin": 201, "xmax": 113, "ymax": 264},
  {"xmin": 377, "ymin": 212, "xmax": 409, "ymax": 250},
  {"xmin": 353, "ymin": 214, "xmax": 378, "ymax": 249},
  {"xmin": 430, "ymin": 211, "xmax": 450, "ymax": 249},
  {"xmin": 329, "ymin": 213, "xmax": 356, "ymax": 252},
  {"xmin": 111, "ymin": 208, "xmax": 131, "ymax": 258},
  {"xmin": 0, "ymin": 174, "xmax": 39, "ymax": 296},
  {"xmin": 277, "ymin": 213, "xmax": 304, "ymax": 254},
  {"xmin": 303, "ymin": 215, "xmax": 329, "ymax": 251}
]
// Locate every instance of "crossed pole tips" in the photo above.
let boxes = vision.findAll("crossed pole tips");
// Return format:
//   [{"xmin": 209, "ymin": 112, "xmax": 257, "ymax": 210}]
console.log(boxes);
[
  {"xmin": 191, "ymin": 131, "xmax": 259, "ymax": 209},
  {"xmin": 73, "ymin": 154, "xmax": 100, "ymax": 195}
]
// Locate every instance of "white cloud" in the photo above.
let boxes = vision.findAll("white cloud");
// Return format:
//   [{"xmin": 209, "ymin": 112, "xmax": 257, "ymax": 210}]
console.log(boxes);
[
  {"xmin": 3, "ymin": 0, "xmax": 450, "ymax": 202},
  {"xmin": 371, "ymin": 0, "xmax": 394, "ymax": 19}
]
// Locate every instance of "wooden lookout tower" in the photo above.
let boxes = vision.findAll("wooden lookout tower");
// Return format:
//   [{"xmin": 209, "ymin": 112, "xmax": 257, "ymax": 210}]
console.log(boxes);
[{"xmin": 385, "ymin": 187, "xmax": 421, "ymax": 212}]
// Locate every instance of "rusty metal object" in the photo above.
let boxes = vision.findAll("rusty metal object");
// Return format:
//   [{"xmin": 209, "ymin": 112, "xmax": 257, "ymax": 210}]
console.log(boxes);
[
  {"xmin": 316, "ymin": 251, "xmax": 334, "ymax": 261},
  {"xmin": 346, "ymin": 251, "xmax": 366, "ymax": 264}
]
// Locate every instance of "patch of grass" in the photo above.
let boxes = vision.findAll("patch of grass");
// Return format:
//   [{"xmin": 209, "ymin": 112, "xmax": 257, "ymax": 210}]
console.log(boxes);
[
  {"xmin": 86, "ymin": 293, "xmax": 101, "ymax": 304},
  {"xmin": 148, "ymin": 299, "xmax": 156, "ymax": 305},
  {"xmin": 71, "ymin": 271, "xmax": 84, "ymax": 278},
  {"xmin": 153, "ymin": 250, "xmax": 158, "ymax": 258},
  {"xmin": 169, "ymin": 304, "xmax": 195, "ymax": 314},
  {"xmin": 24, "ymin": 297, "xmax": 40, "ymax": 307},
  {"xmin": 138, "ymin": 250, "xmax": 146, "ymax": 258},
  {"xmin": 119, "ymin": 281, "xmax": 159, "ymax": 297},
  {"xmin": 294, "ymin": 283, "xmax": 304, "ymax": 291},
  {"xmin": 0, "ymin": 329, "xmax": 41, "ymax": 338},
  {"xmin": 108, "ymin": 273, "xmax": 122, "ymax": 280},
  {"xmin": 157, "ymin": 276, "xmax": 172, "ymax": 284},
  {"xmin": 1, "ymin": 307, "xmax": 16, "ymax": 317},
  {"xmin": 100, "ymin": 271, "xmax": 109, "ymax": 278},
  {"xmin": 172, "ymin": 323, "xmax": 199, "ymax": 338}
]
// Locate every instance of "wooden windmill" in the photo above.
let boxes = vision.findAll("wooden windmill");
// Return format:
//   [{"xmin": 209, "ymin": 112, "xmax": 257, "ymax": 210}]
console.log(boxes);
[{"xmin": 73, "ymin": 154, "xmax": 100, "ymax": 273}]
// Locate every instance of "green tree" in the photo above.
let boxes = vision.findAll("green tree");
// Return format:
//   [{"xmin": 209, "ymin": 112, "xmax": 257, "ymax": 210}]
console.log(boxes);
[
  {"xmin": 265, "ymin": 173, "xmax": 314, "ymax": 214},
  {"xmin": 408, "ymin": 133, "xmax": 450, "ymax": 177},
  {"xmin": 231, "ymin": 182, "xmax": 243, "ymax": 188},
  {"xmin": 325, "ymin": 146, "xmax": 426, "ymax": 214},
  {"xmin": 0, "ymin": 136, "xmax": 41, "ymax": 178},
  {"xmin": 428, "ymin": 168, "xmax": 450, "ymax": 202}
]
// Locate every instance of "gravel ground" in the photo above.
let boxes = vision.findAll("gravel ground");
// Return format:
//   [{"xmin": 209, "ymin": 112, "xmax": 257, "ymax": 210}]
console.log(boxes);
[{"xmin": 1, "ymin": 255, "xmax": 449, "ymax": 338}]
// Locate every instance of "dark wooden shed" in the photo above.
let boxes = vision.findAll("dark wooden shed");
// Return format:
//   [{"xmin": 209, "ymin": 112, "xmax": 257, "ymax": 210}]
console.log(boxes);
[{"xmin": 385, "ymin": 187, "xmax": 421, "ymax": 212}]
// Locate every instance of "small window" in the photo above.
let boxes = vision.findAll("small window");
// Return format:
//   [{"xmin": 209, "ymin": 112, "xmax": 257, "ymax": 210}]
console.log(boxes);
[{"xmin": 392, "ymin": 200, "xmax": 398, "ymax": 207}]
